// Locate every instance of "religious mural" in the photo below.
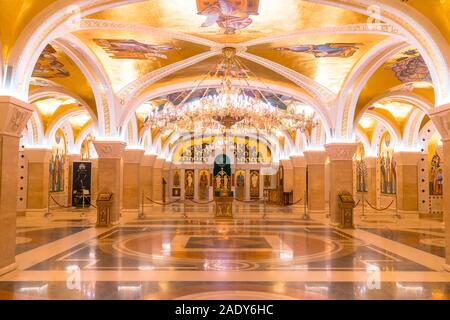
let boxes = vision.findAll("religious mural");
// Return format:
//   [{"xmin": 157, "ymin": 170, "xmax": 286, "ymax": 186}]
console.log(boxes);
[
  {"xmin": 235, "ymin": 170, "xmax": 245, "ymax": 200},
  {"xmin": 428, "ymin": 137, "xmax": 443, "ymax": 196},
  {"xmin": 180, "ymin": 143, "xmax": 211, "ymax": 163},
  {"xmin": 49, "ymin": 130, "xmax": 66, "ymax": 193},
  {"xmin": 33, "ymin": 44, "xmax": 70, "ymax": 79},
  {"xmin": 172, "ymin": 170, "xmax": 181, "ymax": 197},
  {"xmin": 196, "ymin": 0, "xmax": 260, "ymax": 34},
  {"xmin": 71, "ymin": 162, "xmax": 92, "ymax": 207},
  {"xmin": 379, "ymin": 133, "xmax": 396, "ymax": 195},
  {"xmin": 250, "ymin": 170, "xmax": 260, "ymax": 199},
  {"xmin": 354, "ymin": 143, "xmax": 368, "ymax": 193},
  {"xmin": 199, "ymin": 170, "xmax": 210, "ymax": 200},
  {"xmin": 273, "ymin": 43, "xmax": 362, "ymax": 58},
  {"xmin": 80, "ymin": 139, "xmax": 91, "ymax": 160},
  {"xmin": 234, "ymin": 142, "xmax": 265, "ymax": 163},
  {"xmin": 385, "ymin": 49, "xmax": 431, "ymax": 83},
  {"xmin": 185, "ymin": 169, "xmax": 195, "ymax": 199},
  {"xmin": 93, "ymin": 39, "xmax": 180, "ymax": 60}
]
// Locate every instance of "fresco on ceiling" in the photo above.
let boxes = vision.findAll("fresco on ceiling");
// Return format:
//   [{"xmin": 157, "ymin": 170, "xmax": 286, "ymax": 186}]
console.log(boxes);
[
  {"xmin": 33, "ymin": 45, "xmax": 70, "ymax": 79},
  {"xmin": 197, "ymin": 0, "xmax": 260, "ymax": 34},
  {"xmin": 379, "ymin": 132, "xmax": 396, "ymax": 195},
  {"xmin": 212, "ymin": 61, "xmax": 249, "ymax": 78},
  {"xmin": 354, "ymin": 143, "xmax": 368, "ymax": 193},
  {"xmin": 49, "ymin": 130, "xmax": 66, "ymax": 193},
  {"xmin": 385, "ymin": 49, "xmax": 431, "ymax": 83},
  {"xmin": 273, "ymin": 43, "xmax": 362, "ymax": 58},
  {"xmin": 428, "ymin": 137, "xmax": 443, "ymax": 196},
  {"xmin": 93, "ymin": 39, "xmax": 180, "ymax": 60}
]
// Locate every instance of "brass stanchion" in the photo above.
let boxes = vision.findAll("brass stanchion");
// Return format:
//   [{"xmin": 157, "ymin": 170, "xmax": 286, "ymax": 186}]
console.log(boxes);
[
  {"xmin": 45, "ymin": 194, "xmax": 51, "ymax": 218},
  {"xmin": 361, "ymin": 192, "xmax": 366, "ymax": 218},
  {"xmin": 303, "ymin": 190, "xmax": 310, "ymax": 220},
  {"xmin": 139, "ymin": 191, "xmax": 145, "ymax": 219},
  {"xmin": 394, "ymin": 193, "xmax": 401, "ymax": 219}
]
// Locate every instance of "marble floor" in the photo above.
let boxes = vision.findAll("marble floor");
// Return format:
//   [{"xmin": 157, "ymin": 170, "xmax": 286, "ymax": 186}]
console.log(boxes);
[{"xmin": 0, "ymin": 203, "xmax": 449, "ymax": 300}]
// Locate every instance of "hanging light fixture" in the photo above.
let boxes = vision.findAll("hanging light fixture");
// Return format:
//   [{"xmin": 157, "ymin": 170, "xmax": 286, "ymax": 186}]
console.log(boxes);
[{"xmin": 143, "ymin": 47, "xmax": 319, "ymax": 134}]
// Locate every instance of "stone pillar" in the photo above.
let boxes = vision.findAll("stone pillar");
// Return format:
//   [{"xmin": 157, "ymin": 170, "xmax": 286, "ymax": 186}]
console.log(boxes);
[
  {"xmin": 24, "ymin": 148, "xmax": 52, "ymax": 214},
  {"xmin": 325, "ymin": 143, "xmax": 357, "ymax": 224},
  {"xmin": 303, "ymin": 150, "xmax": 326, "ymax": 215},
  {"xmin": 91, "ymin": 158, "xmax": 98, "ymax": 201},
  {"xmin": 163, "ymin": 161, "xmax": 171, "ymax": 202},
  {"xmin": 365, "ymin": 157, "xmax": 377, "ymax": 205},
  {"xmin": 394, "ymin": 151, "xmax": 421, "ymax": 216},
  {"xmin": 122, "ymin": 149, "xmax": 144, "ymax": 214},
  {"xmin": 93, "ymin": 141, "xmax": 126, "ymax": 223},
  {"xmin": 0, "ymin": 97, "xmax": 32, "ymax": 275},
  {"xmin": 281, "ymin": 159, "xmax": 293, "ymax": 194},
  {"xmin": 67, "ymin": 154, "xmax": 82, "ymax": 206},
  {"xmin": 194, "ymin": 168, "xmax": 199, "ymax": 201},
  {"xmin": 429, "ymin": 105, "xmax": 450, "ymax": 270},
  {"xmin": 291, "ymin": 156, "xmax": 306, "ymax": 203},
  {"xmin": 245, "ymin": 168, "xmax": 251, "ymax": 201},
  {"xmin": 140, "ymin": 154, "xmax": 156, "ymax": 201},
  {"xmin": 152, "ymin": 158, "xmax": 165, "ymax": 202}
]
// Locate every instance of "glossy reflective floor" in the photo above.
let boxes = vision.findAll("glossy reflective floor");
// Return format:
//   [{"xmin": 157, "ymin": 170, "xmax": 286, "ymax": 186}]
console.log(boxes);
[{"xmin": 1, "ymin": 203, "xmax": 449, "ymax": 300}]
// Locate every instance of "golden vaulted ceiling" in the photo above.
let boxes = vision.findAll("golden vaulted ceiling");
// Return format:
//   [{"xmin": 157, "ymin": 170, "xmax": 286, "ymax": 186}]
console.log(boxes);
[{"xmin": 2, "ymin": 0, "xmax": 449, "ymax": 147}]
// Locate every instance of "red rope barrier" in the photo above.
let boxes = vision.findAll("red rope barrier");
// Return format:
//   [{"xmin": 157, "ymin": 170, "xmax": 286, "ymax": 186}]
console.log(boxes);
[{"xmin": 365, "ymin": 199, "xmax": 395, "ymax": 211}]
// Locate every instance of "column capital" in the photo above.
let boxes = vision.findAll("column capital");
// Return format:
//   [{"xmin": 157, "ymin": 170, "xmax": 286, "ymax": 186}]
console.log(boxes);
[
  {"xmin": 67, "ymin": 154, "xmax": 82, "ymax": 162},
  {"xmin": 23, "ymin": 148, "xmax": 52, "ymax": 163},
  {"xmin": 280, "ymin": 158, "xmax": 293, "ymax": 169},
  {"xmin": 141, "ymin": 154, "xmax": 157, "ymax": 166},
  {"xmin": 303, "ymin": 150, "xmax": 326, "ymax": 165},
  {"xmin": 93, "ymin": 140, "xmax": 126, "ymax": 159},
  {"xmin": 429, "ymin": 104, "xmax": 450, "ymax": 140},
  {"xmin": 0, "ymin": 96, "xmax": 33, "ymax": 137},
  {"xmin": 123, "ymin": 149, "xmax": 144, "ymax": 164},
  {"xmin": 393, "ymin": 151, "xmax": 421, "ymax": 165},
  {"xmin": 325, "ymin": 143, "xmax": 357, "ymax": 161},
  {"xmin": 153, "ymin": 158, "xmax": 166, "ymax": 169},
  {"xmin": 290, "ymin": 155, "xmax": 306, "ymax": 167}
]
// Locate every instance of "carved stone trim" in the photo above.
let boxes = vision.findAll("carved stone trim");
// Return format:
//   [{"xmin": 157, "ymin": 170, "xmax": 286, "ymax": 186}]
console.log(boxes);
[
  {"xmin": 0, "ymin": 96, "xmax": 33, "ymax": 138},
  {"xmin": 93, "ymin": 141, "xmax": 126, "ymax": 159},
  {"xmin": 325, "ymin": 143, "xmax": 357, "ymax": 161}
]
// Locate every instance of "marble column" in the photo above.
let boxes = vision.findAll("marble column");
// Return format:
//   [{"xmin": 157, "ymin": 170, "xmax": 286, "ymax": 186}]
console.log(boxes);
[
  {"xmin": 67, "ymin": 154, "xmax": 82, "ymax": 206},
  {"xmin": 163, "ymin": 161, "xmax": 171, "ymax": 202},
  {"xmin": 325, "ymin": 143, "xmax": 357, "ymax": 224},
  {"xmin": 365, "ymin": 156, "xmax": 377, "ymax": 205},
  {"xmin": 140, "ymin": 154, "xmax": 156, "ymax": 201},
  {"xmin": 429, "ymin": 105, "xmax": 450, "ymax": 270},
  {"xmin": 152, "ymin": 158, "xmax": 165, "ymax": 202},
  {"xmin": 0, "ymin": 97, "xmax": 32, "ymax": 275},
  {"xmin": 303, "ymin": 150, "xmax": 326, "ymax": 215},
  {"xmin": 394, "ymin": 151, "xmax": 421, "ymax": 216},
  {"xmin": 93, "ymin": 141, "xmax": 126, "ymax": 223},
  {"xmin": 91, "ymin": 158, "xmax": 98, "ymax": 201},
  {"xmin": 281, "ymin": 159, "xmax": 293, "ymax": 194},
  {"xmin": 291, "ymin": 155, "xmax": 307, "ymax": 203},
  {"xmin": 122, "ymin": 149, "xmax": 144, "ymax": 214},
  {"xmin": 24, "ymin": 148, "xmax": 52, "ymax": 214}
]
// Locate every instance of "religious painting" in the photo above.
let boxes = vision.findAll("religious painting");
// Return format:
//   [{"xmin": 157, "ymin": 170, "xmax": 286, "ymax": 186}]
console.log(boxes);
[
  {"xmin": 428, "ymin": 136, "xmax": 443, "ymax": 196},
  {"xmin": 71, "ymin": 162, "xmax": 92, "ymax": 207},
  {"xmin": 80, "ymin": 139, "xmax": 91, "ymax": 160},
  {"xmin": 93, "ymin": 39, "xmax": 180, "ymax": 60},
  {"xmin": 199, "ymin": 170, "xmax": 210, "ymax": 200},
  {"xmin": 185, "ymin": 169, "xmax": 195, "ymax": 199},
  {"xmin": 250, "ymin": 170, "xmax": 260, "ymax": 199},
  {"xmin": 264, "ymin": 175, "xmax": 272, "ymax": 189},
  {"xmin": 173, "ymin": 169, "xmax": 181, "ymax": 187},
  {"xmin": 354, "ymin": 143, "xmax": 368, "ymax": 192},
  {"xmin": 273, "ymin": 43, "xmax": 362, "ymax": 58},
  {"xmin": 212, "ymin": 61, "xmax": 249, "ymax": 78},
  {"xmin": 235, "ymin": 170, "xmax": 245, "ymax": 200},
  {"xmin": 385, "ymin": 49, "xmax": 431, "ymax": 83},
  {"xmin": 213, "ymin": 154, "xmax": 232, "ymax": 196},
  {"xmin": 180, "ymin": 143, "xmax": 211, "ymax": 163},
  {"xmin": 196, "ymin": 0, "xmax": 260, "ymax": 34},
  {"xmin": 33, "ymin": 44, "xmax": 70, "ymax": 79},
  {"xmin": 379, "ymin": 133, "xmax": 396, "ymax": 194},
  {"xmin": 172, "ymin": 188, "xmax": 181, "ymax": 197},
  {"xmin": 49, "ymin": 130, "xmax": 66, "ymax": 193}
]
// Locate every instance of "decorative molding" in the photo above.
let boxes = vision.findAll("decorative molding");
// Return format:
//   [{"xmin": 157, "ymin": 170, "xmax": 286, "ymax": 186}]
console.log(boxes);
[
  {"xmin": 93, "ymin": 140, "xmax": 126, "ymax": 159},
  {"xmin": 0, "ymin": 96, "xmax": 33, "ymax": 137},
  {"xmin": 429, "ymin": 104, "xmax": 450, "ymax": 140},
  {"xmin": 123, "ymin": 148, "xmax": 144, "ymax": 164},
  {"xmin": 303, "ymin": 150, "xmax": 326, "ymax": 165},
  {"xmin": 325, "ymin": 143, "xmax": 358, "ymax": 161},
  {"xmin": 23, "ymin": 148, "xmax": 52, "ymax": 163},
  {"xmin": 393, "ymin": 151, "xmax": 421, "ymax": 166}
]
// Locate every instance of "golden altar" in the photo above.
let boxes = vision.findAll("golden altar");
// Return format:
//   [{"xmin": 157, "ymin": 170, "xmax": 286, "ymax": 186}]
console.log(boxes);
[{"xmin": 214, "ymin": 189, "xmax": 233, "ymax": 218}]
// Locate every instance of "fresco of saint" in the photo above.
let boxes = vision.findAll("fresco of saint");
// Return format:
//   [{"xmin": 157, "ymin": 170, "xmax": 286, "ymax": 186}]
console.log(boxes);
[
  {"xmin": 197, "ymin": 0, "xmax": 260, "ymax": 34},
  {"xmin": 49, "ymin": 131, "xmax": 66, "ymax": 193},
  {"xmin": 94, "ymin": 39, "xmax": 180, "ymax": 60},
  {"xmin": 430, "ymin": 153, "xmax": 443, "ymax": 195},
  {"xmin": 274, "ymin": 43, "xmax": 362, "ymax": 58},
  {"xmin": 33, "ymin": 45, "xmax": 70, "ymax": 79},
  {"xmin": 379, "ymin": 133, "xmax": 396, "ymax": 195}
]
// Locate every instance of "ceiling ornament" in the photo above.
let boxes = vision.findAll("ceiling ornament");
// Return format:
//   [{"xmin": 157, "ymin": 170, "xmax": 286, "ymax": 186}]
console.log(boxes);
[{"xmin": 143, "ymin": 47, "xmax": 319, "ymax": 135}]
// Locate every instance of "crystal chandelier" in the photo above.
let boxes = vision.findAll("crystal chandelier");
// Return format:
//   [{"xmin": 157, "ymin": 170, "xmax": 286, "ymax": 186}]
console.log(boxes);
[{"xmin": 143, "ymin": 47, "xmax": 319, "ymax": 134}]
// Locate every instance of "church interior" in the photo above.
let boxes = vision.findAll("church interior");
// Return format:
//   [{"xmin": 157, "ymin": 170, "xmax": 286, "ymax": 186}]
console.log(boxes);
[{"xmin": 1, "ymin": 0, "xmax": 450, "ymax": 300}]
